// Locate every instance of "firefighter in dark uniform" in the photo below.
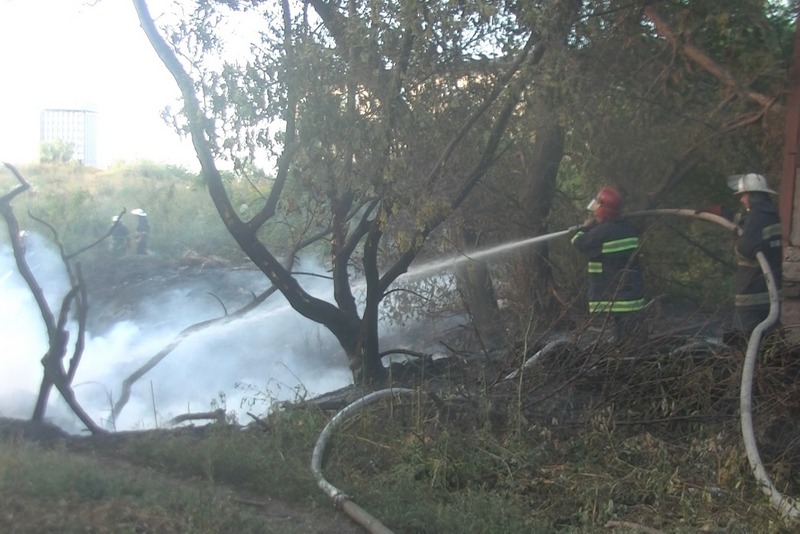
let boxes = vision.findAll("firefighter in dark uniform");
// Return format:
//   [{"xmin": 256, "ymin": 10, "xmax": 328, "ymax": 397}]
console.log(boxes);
[
  {"xmin": 110, "ymin": 215, "xmax": 131, "ymax": 257},
  {"xmin": 571, "ymin": 186, "xmax": 646, "ymax": 342},
  {"xmin": 131, "ymin": 208, "xmax": 150, "ymax": 255},
  {"xmin": 728, "ymin": 173, "xmax": 782, "ymax": 337}
]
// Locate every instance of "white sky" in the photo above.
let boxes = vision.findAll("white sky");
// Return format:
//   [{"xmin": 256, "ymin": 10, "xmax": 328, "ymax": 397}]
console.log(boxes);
[{"xmin": 0, "ymin": 0, "xmax": 198, "ymax": 168}]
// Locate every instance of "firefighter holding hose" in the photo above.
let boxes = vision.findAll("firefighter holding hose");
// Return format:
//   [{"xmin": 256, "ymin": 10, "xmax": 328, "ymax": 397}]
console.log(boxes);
[
  {"xmin": 726, "ymin": 174, "xmax": 782, "ymax": 338},
  {"xmin": 571, "ymin": 186, "xmax": 646, "ymax": 342},
  {"xmin": 700, "ymin": 173, "xmax": 782, "ymax": 340}
]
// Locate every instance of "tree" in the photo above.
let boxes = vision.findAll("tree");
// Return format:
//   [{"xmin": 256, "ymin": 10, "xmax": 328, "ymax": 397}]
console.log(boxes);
[
  {"xmin": 131, "ymin": 0, "xmax": 549, "ymax": 386},
  {"xmin": 0, "ymin": 163, "xmax": 104, "ymax": 434},
  {"xmin": 39, "ymin": 139, "xmax": 75, "ymax": 164},
  {"xmin": 129, "ymin": 0, "xmax": 795, "ymax": 389}
]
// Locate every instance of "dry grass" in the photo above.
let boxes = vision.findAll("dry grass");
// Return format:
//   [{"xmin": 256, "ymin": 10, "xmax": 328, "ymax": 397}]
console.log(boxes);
[{"xmin": 1, "ymin": 335, "xmax": 799, "ymax": 533}]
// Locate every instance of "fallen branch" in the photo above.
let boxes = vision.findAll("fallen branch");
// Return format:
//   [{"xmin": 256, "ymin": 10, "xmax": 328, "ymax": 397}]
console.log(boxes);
[
  {"xmin": 643, "ymin": 5, "xmax": 776, "ymax": 110},
  {"xmin": 166, "ymin": 409, "xmax": 226, "ymax": 427}
]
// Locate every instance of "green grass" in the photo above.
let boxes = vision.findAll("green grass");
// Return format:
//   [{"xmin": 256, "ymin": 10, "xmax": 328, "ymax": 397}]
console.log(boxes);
[
  {"xmin": 0, "ymin": 438, "xmax": 293, "ymax": 533},
  {"xmin": 1, "ymin": 375, "xmax": 797, "ymax": 534}
]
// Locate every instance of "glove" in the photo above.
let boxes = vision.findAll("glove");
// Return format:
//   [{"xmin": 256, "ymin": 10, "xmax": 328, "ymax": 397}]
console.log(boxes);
[{"xmin": 696, "ymin": 204, "xmax": 723, "ymax": 216}]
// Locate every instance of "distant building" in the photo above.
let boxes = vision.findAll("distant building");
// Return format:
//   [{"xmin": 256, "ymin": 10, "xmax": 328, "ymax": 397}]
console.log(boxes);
[{"xmin": 40, "ymin": 108, "xmax": 98, "ymax": 166}]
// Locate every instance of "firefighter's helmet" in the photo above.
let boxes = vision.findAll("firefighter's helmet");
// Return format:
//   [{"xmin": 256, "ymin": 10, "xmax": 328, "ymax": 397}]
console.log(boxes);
[
  {"xmin": 587, "ymin": 186, "xmax": 622, "ymax": 221},
  {"xmin": 727, "ymin": 173, "xmax": 776, "ymax": 195}
]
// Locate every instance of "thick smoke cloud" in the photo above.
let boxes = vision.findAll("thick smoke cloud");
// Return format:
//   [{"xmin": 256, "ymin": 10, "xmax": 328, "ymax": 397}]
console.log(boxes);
[{"xmin": 0, "ymin": 236, "xmax": 352, "ymax": 433}]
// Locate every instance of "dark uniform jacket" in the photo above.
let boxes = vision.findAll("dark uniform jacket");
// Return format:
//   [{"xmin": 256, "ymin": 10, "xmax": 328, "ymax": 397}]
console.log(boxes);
[
  {"xmin": 137, "ymin": 217, "xmax": 150, "ymax": 233},
  {"xmin": 571, "ymin": 218, "xmax": 645, "ymax": 314},
  {"xmin": 734, "ymin": 195, "xmax": 782, "ymax": 309}
]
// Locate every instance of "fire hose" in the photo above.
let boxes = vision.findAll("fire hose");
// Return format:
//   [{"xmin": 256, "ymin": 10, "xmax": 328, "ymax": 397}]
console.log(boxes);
[
  {"xmin": 629, "ymin": 209, "xmax": 798, "ymax": 520},
  {"xmin": 311, "ymin": 388, "xmax": 415, "ymax": 534},
  {"xmin": 312, "ymin": 208, "xmax": 798, "ymax": 531}
]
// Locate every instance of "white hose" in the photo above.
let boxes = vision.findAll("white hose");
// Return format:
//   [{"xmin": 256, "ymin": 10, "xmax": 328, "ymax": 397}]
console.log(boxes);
[
  {"xmin": 628, "ymin": 208, "xmax": 800, "ymax": 520},
  {"xmin": 314, "ymin": 208, "xmax": 798, "ymax": 527},
  {"xmin": 739, "ymin": 253, "xmax": 799, "ymax": 518},
  {"xmin": 311, "ymin": 388, "xmax": 416, "ymax": 534},
  {"xmin": 503, "ymin": 338, "xmax": 571, "ymax": 380}
]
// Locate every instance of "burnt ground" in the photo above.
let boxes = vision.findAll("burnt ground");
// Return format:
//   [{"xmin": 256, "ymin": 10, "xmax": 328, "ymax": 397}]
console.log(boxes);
[
  {"xmin": 80, "ymin": 253, "xmax": 263, "ymax": 335},
  {"xmin": 9, "ymin": 253, "xmax": 492, "ymax": 533}
]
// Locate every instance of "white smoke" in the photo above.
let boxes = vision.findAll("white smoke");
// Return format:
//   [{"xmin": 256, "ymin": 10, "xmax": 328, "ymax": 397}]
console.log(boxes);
[{"xmin": 0, "ymin": 235, "xmax": 353, "ymax": 433}]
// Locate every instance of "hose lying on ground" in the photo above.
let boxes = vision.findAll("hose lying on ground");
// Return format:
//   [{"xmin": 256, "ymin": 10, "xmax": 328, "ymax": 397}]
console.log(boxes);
[
  {"xmin": 503, "ymin": 338, "xmax": 571, "ymax": 381},
  {"xmin": 313, "ymin": 209, "xmax": 798, "ymax": 529},
  {"xmin": 629, "ymin": 208, "xmax": 800, "ymax": 521},
  {"xmin": 311, "ymin": 388, "xmax": 416, "ymax": 534}
]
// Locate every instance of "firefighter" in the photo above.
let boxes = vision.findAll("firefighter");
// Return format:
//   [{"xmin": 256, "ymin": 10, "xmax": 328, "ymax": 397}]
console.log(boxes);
[
  {"xmin": 131, "ymin": 208, "xmax": 150, "ymax": 255},
  {"xmin": 109, "ymin": 215, "xmax": 130, "ymax": 257},
  {"xmin": 571, "ymin": 186, "xmax": 646, "ymax": 342},
  {"xmin": 727, "ymin": 173, "xmax": 782, "ymax": 338}
]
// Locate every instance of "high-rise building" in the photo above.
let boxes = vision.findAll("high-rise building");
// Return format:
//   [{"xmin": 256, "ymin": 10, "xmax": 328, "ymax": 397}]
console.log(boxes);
[{"xmin": 40, "ymin": 108, "xmax": 98, "ymax": 166}]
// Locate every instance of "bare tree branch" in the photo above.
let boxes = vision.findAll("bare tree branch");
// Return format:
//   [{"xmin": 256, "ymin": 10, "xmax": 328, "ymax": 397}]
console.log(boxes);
[
  {"xmin": 0, "ymin": 163, "xmax": 103, "ymax": 434},
  {"xmin": 643, "ymin": 5, "xmax": 778, "ymax": 110}
]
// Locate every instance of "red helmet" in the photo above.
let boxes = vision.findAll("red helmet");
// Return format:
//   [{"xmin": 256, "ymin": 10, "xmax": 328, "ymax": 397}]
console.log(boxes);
[{"xmin": 589, "ymin": 186, "xmax": 622, "ymax": 221}]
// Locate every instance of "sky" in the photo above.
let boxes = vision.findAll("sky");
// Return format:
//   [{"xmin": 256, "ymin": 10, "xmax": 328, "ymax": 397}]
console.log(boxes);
[{"xmin": 0, "ymin": 0, "xmax": 198, "ymax": 168}]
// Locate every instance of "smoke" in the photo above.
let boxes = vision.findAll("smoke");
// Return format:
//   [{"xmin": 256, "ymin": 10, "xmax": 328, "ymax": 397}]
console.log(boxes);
[{"xmin": 0, "ymin": 235, "xmax": 353, "ymax": 433}]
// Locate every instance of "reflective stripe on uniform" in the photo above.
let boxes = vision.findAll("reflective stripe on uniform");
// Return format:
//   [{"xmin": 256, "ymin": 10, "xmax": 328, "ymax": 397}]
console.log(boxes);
[
  {"xmin": 588, "ymin": 261, "xmax": 602, "ymax": 273},
  {"xmin": 570, "ymin": 231, "xmax": 584, "ymax": 245},
  {"xmin": 601, "ymin": 237, "xmax": 639, "ymax": 254},
  {"xmin": 762, "ymin": 223, "xmax": 782, "ymax": 240},
  {"xmin": 588, "ymin": 298, "xmax": 646, "ymax": 313}
]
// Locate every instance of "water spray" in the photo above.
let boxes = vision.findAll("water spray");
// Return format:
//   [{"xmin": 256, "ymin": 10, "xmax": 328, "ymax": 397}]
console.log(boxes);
[
  {"xmin": 313, "ymin": 208, "xmax": 797, "ymax": 530},
  {"xmin": 401, "ymin": 226, "xmax": 578, "ymax": 280}
]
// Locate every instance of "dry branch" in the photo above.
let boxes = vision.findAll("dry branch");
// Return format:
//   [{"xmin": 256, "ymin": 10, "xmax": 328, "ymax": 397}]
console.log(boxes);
[
  {"xmin": 0, "ymin": 163, "xmax": 104, "ymax": 434},
  {"xmin": 643, "ymin": 6, "xmax": 777, "ymax": 110}
]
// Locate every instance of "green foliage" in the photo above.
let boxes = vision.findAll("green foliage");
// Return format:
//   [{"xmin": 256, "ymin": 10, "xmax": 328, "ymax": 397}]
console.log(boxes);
[
  {"xmin": 0, "ymin": 162, "xmax": 260, "ymax": 261},
  {"xmin": 39, "ymin": 140, "xmax": 75, "ymax": 164},
  {"xmin": 108, "ymin": 159, "xmax": 199, "ymax": 183}
]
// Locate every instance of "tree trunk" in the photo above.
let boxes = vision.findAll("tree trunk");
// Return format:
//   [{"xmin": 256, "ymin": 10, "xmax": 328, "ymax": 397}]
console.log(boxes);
[
  {"xmin": 31, "ymin": 378, "xmax": 54, "ymax": 422},
  {"xmin": 351, "ymin": 297, "xmax": 387, "ymax": 387},
  {"xmin": 513, "ymin": 117, "xmax": 565, "ymax": 317},
  {"xmin": 455, "ymin": 228, "xmax": 502, "ymax": 352}
]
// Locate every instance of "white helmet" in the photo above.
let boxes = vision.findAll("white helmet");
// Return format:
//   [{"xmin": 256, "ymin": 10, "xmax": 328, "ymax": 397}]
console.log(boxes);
[
  {"xmin": 727, "ymin": 173, "xmax": 776, "ymax": 195},
  {"xmin": 130, "ymin": 208, "xmax": 147, "ymax": 216},
  {"xmin": 112, "ymin": 215, "xmax": 120, "ymax": 222}
]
